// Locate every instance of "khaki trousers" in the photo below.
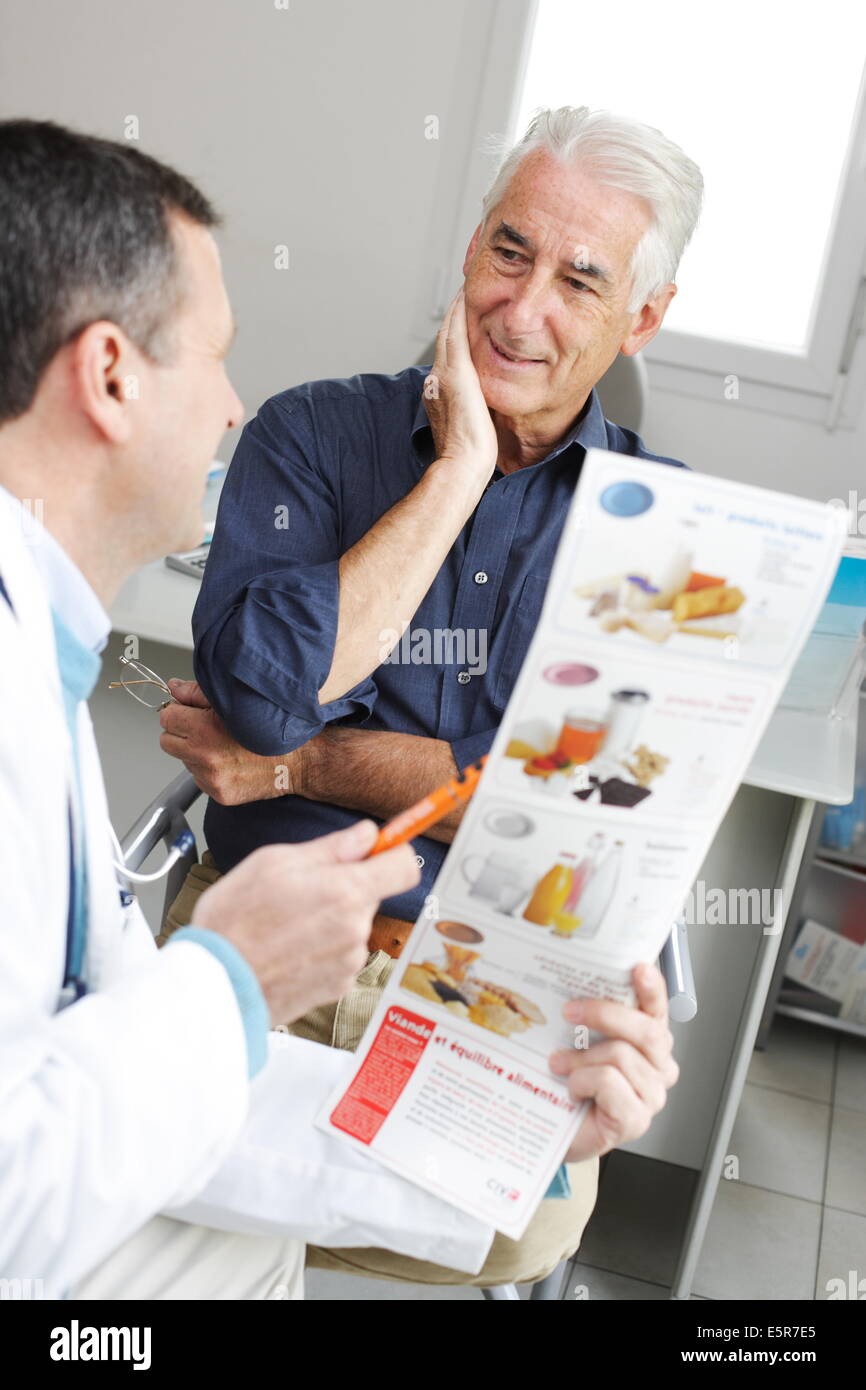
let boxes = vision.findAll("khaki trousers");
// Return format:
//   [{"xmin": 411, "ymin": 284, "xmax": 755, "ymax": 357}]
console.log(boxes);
[
  {"xmin": 163, "ymin": 855, "xmax": 600, "ymax": 1288},
  {"xmin": 73, "ymin": 1215, "xmax": 304, "ymax": 1301}
]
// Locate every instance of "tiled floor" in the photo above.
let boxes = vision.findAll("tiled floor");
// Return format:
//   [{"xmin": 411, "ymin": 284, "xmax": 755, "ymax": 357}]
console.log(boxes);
[{"xmin": 305, "ymin": 1016, "xmax": 866, "ymax": 1301}]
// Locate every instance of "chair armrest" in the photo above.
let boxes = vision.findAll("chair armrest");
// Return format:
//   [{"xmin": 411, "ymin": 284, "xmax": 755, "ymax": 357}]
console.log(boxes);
[
  {"xmin": 119, "ymin": 772, "xmax": 203, "ymax": 937},
  {"xmin": 659, "ymin": 920, "xmax": 698, "ymax": 1022},
  {"xmin": 120, "ymin": 771, "xmax": 202, "ymax": 870}
]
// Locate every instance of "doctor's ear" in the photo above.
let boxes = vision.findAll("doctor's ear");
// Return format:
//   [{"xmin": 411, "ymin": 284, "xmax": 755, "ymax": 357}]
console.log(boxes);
[{"xmin": 69, "ymin": 320, "xmax": 138, "ymax": 445}]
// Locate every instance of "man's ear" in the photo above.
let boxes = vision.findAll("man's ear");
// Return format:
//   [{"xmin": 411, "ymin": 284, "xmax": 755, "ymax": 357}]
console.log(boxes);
[
  {"xmin": 69, "ymin": 321, "xmax": 137, "ymax": 444},
  {"xmin": 462, "ymin": 223, "xmax": 483, "ymax": 277},
  {"xmin": 620, "ymin": 284, "xmax": 677, "ymax": 357}
]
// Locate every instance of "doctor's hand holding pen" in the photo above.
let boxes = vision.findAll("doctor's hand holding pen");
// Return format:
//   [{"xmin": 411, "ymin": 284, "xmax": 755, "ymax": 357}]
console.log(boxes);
[{"xmin": 191, "ymin": 822, "xmax": 419, "ymax": 1027}]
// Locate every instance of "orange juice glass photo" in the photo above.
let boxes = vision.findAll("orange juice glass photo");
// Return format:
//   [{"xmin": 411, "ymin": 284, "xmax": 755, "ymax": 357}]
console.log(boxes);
[
  {"xmin": 555, "ymin": 710, "xmax": 607, "ymax": 763},
  {"xmin": 523, "ymin": 855, "xmax": 575, "ymax": 926}
]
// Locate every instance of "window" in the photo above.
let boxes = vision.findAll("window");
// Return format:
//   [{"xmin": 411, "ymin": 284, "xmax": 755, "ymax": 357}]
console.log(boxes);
[
  {"xmin": 436, "ymin": 0, "xmax": 866, "ymax": 425},
  {"xmin": 516, "ymin": 0, "xmax": 866, "ymax": 358}
]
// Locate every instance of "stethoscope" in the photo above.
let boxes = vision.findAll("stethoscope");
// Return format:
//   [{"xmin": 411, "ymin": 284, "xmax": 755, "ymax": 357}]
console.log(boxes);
[
  {"xmin": 108, "ymin": 822, "xmax": 195, "ymax": 888},
  {"xmin": 107, "ymin": 658, "xmax": 196, "ymax": 888},
  {"xmin": 56, "ymin": 813, "xmax": 195, "ymax": 1010}
]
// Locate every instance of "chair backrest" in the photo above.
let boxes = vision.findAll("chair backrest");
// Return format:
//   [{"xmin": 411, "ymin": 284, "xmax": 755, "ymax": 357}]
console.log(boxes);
[{"xmin": 594, "ymin": 351, "xmax": 648, "ymax": 434}]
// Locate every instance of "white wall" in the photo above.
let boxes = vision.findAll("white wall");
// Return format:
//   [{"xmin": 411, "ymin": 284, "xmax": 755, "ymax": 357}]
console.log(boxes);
[
  {"xmin": 642, "ymin": 380, "xmax": 866, "ymax": 509},
  {"xmin": 2, "ymin": 0, "xmax": 862, "ymax": 497},
  {"xmin": 0, "ymin": 0, "xmax": 500, "ymax": 460}
]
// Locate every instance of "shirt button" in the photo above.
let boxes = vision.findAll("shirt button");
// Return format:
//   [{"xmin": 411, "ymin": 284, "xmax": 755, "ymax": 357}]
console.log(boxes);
[
  {"xmin": 457, "ymin": 671, "xmax": 471, "ymax": 685},
  {"xmin": 474, "ymin": 571, "xmax": 488, "ymax": 584}
]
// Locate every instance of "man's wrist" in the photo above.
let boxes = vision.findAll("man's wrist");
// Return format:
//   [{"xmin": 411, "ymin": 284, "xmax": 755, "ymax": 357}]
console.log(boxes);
[
  {"xmin": 290, "ymin": 731, "xmax": 323, "ymax": 801},
  {"xmin": 426, "ymin": 454, "xmax": 491, "ymax": 511}
]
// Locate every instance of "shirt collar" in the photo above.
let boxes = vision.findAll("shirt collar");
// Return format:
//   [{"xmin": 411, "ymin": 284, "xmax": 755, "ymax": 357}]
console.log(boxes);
[
  {"xmin": 51, "ymin": 608, "xmax": 102, "ymax": 704},
  {"xmin": 411, "ymin": 379, "xmax": 610, "ymax": 469},
  {"xmin": 0, "ymin": 483, "xmax": 111, "ymax": 653}
]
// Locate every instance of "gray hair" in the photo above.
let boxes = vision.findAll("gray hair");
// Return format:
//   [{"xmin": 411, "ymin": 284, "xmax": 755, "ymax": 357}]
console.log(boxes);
[{"xmin": 481, "ymin": 106, "xmax": 703, "ymax": 312}]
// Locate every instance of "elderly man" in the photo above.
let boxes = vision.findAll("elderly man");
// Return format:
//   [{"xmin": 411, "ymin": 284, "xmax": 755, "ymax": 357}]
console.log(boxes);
[{"xmin": 161, "ymin": 105, "xmax": 699, "ymax": 1289}]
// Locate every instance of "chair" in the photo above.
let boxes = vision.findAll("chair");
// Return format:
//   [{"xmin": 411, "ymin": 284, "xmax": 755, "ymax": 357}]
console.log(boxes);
[
  {"xmin": 594, "ymin": 351, "xmax": 649, "ymax": 434},
  {"xmin": 120, "ymin": 769, "xmax": 202, "ymax": 916},
  {"xmin": 120, "ymin": 772, "xmax": 696, "ymax": 1300}
]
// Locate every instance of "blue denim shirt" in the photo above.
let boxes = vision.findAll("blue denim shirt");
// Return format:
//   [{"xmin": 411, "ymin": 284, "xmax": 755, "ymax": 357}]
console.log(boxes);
[{"xmin": 193, "ymin": 366, "xmax": 686, "ymax": 920}]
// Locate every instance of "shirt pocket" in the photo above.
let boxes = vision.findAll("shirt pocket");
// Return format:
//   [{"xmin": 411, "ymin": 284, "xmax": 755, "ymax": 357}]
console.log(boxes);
[{"xmin": 492, "ymin": 572, "xmax": 550, "ymax": 712}]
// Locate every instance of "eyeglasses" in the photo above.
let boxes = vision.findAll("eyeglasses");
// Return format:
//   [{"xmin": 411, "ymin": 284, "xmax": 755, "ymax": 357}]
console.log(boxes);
[{"xmin": 108, "ymin": 655, "xmax": 178, "ymax": 710}]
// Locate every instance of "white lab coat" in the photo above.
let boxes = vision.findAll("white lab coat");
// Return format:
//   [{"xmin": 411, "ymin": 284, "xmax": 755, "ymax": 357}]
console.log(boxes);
[{"xmin": 0, "ymin": 500, "xmax": 493, "ymax": 1295}]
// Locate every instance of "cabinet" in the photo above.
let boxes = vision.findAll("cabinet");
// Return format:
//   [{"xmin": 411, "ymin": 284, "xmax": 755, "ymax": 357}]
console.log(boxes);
[{"xmin": 758, "ymin": 686, "xmax": 866, "ymax": 1045}]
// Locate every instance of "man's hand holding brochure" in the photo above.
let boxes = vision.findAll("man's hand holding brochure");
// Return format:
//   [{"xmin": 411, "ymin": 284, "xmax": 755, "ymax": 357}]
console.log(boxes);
[
  {"xmin": 316, "ymin": 448, "xmax": 848, "ymax": 1240},
  {"xmin": 550, "ymin": 959, "xmax": 678, "ymax": 1162}
]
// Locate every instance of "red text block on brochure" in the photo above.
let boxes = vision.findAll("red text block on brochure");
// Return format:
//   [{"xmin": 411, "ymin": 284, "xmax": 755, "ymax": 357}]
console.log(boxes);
[{"xmin": 329, "ymin": 1005, "xmax": 436, "ymax": 1145}]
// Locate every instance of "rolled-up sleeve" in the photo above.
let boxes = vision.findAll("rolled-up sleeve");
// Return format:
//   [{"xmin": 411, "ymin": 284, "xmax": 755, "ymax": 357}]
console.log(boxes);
[
  {"xmin": 192, "ymin": 396, "xmax": 378, "ymax": 755},
  {"xmin": 450, "ymin": 726, "xmax": 499, "ymax": 772}
]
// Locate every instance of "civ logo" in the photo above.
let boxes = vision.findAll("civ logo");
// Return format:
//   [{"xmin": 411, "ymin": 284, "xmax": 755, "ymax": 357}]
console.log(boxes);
[{"xmin": 486, "ymin": 1177, "xmax": 521, "ymax": 1202}]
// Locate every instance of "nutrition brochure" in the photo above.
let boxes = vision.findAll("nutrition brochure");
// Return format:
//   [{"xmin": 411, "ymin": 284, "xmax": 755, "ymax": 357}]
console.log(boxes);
[{"xmin": 317, "ymin": 448, "xmax": 847, "ymax": 1238}]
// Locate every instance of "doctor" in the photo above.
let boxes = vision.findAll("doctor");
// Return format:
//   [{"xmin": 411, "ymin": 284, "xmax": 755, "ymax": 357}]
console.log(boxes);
[{"xmin": 0, "ymin": 119, "xmax": 422, "ymax": 1299}]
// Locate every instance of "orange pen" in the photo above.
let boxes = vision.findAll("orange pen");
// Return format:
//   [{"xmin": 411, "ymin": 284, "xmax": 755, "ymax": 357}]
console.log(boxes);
[{"xmin": 367, "ymin": 756, "xmax": 488, "ymax": 856}]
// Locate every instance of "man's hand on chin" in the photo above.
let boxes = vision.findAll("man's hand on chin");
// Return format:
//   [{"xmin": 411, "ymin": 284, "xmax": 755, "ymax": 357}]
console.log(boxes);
[
  {"xmin": 550, "ymin": 962, "xmax": 679, "ymax": 1163},
  {"xmin": 158, "ymin": 678, "xmax": 307, "ymax": 805}
]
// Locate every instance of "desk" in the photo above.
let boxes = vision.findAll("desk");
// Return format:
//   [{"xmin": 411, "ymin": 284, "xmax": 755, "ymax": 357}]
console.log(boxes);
[
  {"xmin": 106, "ymin": 558, "xmax": 863, "ymax": 1298},
  {"xmin": 111, "ymin": 558, "xmax": 198, "ymax": 651}
]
